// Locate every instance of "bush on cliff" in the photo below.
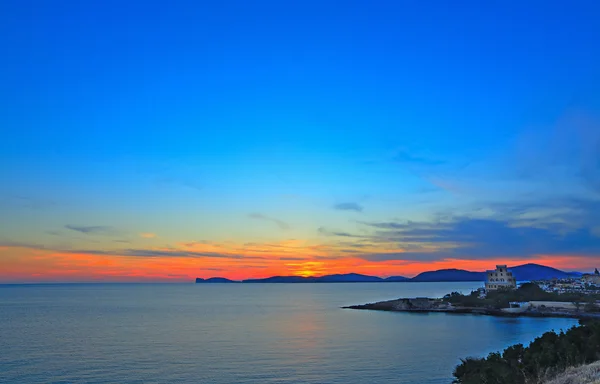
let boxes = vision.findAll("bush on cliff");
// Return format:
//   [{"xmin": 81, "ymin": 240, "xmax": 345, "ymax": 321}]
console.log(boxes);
[{"xmin": 453, "ymin": 321, "xmax": 600, "ymax": 384}]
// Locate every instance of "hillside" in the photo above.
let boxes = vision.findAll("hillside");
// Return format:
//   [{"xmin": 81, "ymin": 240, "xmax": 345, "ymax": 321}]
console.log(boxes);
[
  {"xmin": 544, "ymin": 361, "xmax": 600, "ymax": 384},
  {"xmin": 411, "ymin": 263, "xmax": 578, "ymax": 282},
  {"xmin": 195, "ymin": 277, "xmax": 237, "ymax": 283},
  {"xmin": 195, "ymin": 263, "xmax": 582, "ymax": 283},
  {"xmin": 509, "ymin": 263, "xmax": 576, "ymax": 281},
  {"xmin": 384, "ymin": 276, "xmax": 410, "ymax": 282},
  {"xmin": 243, "ymin": 273, "xmax": 385, "ymax": 283},
  {"xmin": 317, "ymin": 273, "xmax": 384, "ymax": 282},
  {"xmin": 411, "ymin": 269, "xmax": 485, "ymax": 282}
]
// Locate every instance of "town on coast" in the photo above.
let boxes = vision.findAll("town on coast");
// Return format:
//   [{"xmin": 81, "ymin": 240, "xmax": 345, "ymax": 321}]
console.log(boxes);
[{"xmin": 345, "ymin": 265, "xmax": 600, "ymax": 319}]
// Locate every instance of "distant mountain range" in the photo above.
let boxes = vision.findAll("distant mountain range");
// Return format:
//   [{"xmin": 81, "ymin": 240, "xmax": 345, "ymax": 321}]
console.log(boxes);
[
  {"xmin": 410, "ymin": 264, "xmax": 581, "ymax": 282},
  {"xmin": 195, "ymin": 263, "xmax": 584, "ymax": 283}
]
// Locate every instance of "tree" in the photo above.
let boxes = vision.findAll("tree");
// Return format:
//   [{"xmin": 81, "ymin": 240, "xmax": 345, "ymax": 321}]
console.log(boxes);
[{"xmin": 453, "ymin": 321, "xmax": 600, "ymax": 384}]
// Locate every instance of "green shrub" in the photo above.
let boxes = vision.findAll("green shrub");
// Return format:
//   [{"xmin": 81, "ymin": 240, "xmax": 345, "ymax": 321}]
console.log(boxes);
[{"xmin": 453, "ymin": 321, "xmax": 600, "ymax": 384}]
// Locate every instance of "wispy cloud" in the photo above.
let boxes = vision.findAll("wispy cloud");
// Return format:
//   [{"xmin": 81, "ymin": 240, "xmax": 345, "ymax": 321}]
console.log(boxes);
[
  {"xmin": 333, "ymin": 202, "xmax": 363, "ymax": 212},
  {"xmin": 512, "ymin": 112, "xmax": 600, "ymax": 195},
  {"xmin": 140, "ymin": 232, "xmax": 157, "ymax": 239},
  {"xmin": 247, "ymin": 213, "xmax": 290, "ymax": 230},
  {"xmin": 65, "ymin": 225, "xmax": 122, "ymax": 236},
  {"xmin": 410, "ymin": 111, "xmax": 600, "ymax": 199},
  {"xmin": 0, "ymin": 195, "xmax": 57, "ymax": 210},
  {"xmin": 317, "ymin": 227, "xmax": 363, "ymax": 237},
  {"xmin": 0, "ymin": 240, "xmax": 49, "ymax": 250},
  {"xmin": 69, "ymin": 248, "xmax": 254, "ymax": 259},
  {"xmin": 354, "ymin": 197, "xmax": 600, "ymax": 261}
]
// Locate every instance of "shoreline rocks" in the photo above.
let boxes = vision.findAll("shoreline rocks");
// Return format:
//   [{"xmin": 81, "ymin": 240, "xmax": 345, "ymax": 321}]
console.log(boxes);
[{"xmin": 342, "ymin": 298, "xmax": 600, "ymax": 319}]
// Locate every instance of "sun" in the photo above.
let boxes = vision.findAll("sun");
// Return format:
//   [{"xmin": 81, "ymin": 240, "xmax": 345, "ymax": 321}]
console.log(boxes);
[
  {"xmin": 296, "ymin": 269, "xmax": 317, "ymax": 277},
  {"xmin": 290, "ymin": 261, "xmax": 326, "ymax": 277}
]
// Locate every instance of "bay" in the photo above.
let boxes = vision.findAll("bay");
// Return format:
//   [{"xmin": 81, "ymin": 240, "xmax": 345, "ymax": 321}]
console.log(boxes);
[{"xmin": 0, "ymin": 282, "xmax": 578, "ymax": 383}]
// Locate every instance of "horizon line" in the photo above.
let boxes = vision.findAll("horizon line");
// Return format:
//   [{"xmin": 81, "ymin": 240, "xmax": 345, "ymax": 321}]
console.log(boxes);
[{"xmin": 2, "ymin": 262, "xmax": 590, "ymax": 284}]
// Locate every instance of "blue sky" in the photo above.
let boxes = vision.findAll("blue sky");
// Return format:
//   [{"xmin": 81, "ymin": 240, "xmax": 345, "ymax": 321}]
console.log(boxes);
[{"xmin": 1, "ymin": 0, "xmax": 599, "ymax": 281}]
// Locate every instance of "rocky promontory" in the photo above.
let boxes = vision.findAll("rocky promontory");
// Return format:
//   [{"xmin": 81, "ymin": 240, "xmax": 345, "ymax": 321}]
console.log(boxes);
[{"xmin": 343, "ymin": 297, "xmax": 600, "ymax": 319}]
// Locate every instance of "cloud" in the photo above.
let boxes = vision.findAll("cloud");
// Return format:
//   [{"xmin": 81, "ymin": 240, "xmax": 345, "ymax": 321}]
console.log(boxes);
[
  {"xmin": 513, "ymin": 112, "xmax": 600, "ymax": 195},
  {"xmin": 333, "ymin": 202, "xmax": 363, "ymax": 212},
  {"xmin": 0, "ymin": 240, "xmax": 49, "ymax": 250},
  {"xmin": 65, "ymin": 225, "xmax": 122, "ymax": 236},
  {"xmin": 247, "ymin": 213, "xmax": 290, "ymax": 230},
  {"xmin": 317, "ymin": 227, "xmax": 363, "ymax": 237},
  {"xmin": 355, "ymin": 198, "xmax": 600, "ymax": 261},
  {"xmin": 140, "ymin": 233, "xmax": 157, "ymax": 239},
  {"xmin": 0, "ymin": 195, "xmax": 56, "ymax": 210},
  {"xmin": 382, "ymin": 113, "xmax": 600, "ymax": 202},
  {"xmin": 424, "ymin": 176, "xmax": 472, "ymax": 195},
  {"xmin": 68, "ymin": 248, "xmax": 252, "ymax": 258},
  {"xmin": 0, "ymin": 242, "xmax": 194, "ymax": 258}
]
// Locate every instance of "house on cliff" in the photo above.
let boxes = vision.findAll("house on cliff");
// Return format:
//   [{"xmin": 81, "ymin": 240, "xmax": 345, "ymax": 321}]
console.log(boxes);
[
  {"xmin": 485, "ymin": 265, "xmax": 517, "ymax": 291},
  {"xmin": 581, "ymin": 268, "xmax": 600, "ymax": 285}
]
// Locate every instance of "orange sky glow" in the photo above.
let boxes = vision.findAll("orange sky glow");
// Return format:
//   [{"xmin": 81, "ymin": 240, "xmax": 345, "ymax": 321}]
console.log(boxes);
[{"xmin": 1, "ymin": 245, "xmax": 597, "ymax": 283}]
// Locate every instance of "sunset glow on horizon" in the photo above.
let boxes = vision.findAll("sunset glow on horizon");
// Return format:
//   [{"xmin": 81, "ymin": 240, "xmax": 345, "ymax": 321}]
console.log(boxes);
[
  {"xmin": 1, "ymin": 1, "xmax": 600, "ymax": 283},
  {"xmin": 1, "ymin": 243, "xmax": 598, "ymax": 283}
]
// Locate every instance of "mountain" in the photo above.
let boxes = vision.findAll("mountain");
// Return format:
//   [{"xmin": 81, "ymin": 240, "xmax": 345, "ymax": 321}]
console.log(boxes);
[
  {"xmin": 318, "ymin": 273, "xmax": 383, "ymax": 282},
  {"xmin": 384, "ymin": 276, "xmax": 410, "ymax": 282},
  {"xmin": 195, "ymin": 264, "xmax": 581, "ymax": 283},
  {"xmin": 195, "ymin": 277, "xmax": 237, "ymax": 283},
  {"xmin": 243, "ymin": 276, "xmax": 310, "ymax": 283},
  {"xmin": 509, "ymin": 263, "xmax": 576, "ymax": 281},
  {"xmin": 411, "ymin": 269, "xmax": 485, "ymax": 282},
  {"xmin": 242, "ymin": 273, "xmax": 385, "ymax": 283},
  {"xmin": 410, "ymin": 264, "xmax": 580, "ymax": 282}
]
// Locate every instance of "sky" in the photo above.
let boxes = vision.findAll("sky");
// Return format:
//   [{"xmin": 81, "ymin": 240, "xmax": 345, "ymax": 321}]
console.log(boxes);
[{"xmin": 1, "ymin": 0, "xmax": 600, "ymax": 282}]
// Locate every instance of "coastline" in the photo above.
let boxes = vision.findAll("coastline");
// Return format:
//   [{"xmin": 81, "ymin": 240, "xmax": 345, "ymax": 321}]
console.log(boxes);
[{"xmin": 342, "ymin": 298, "xmax": 600, "ymax": 320}]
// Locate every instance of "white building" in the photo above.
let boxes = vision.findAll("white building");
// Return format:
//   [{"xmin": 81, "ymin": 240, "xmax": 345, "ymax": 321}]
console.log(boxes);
[
  {"xmin": 581, "ymin": 268, "xmax": 600, "ymax": 285},
  {"xmin": 485, "ymin": 265, "xmax": 517, "ymax": 291}
]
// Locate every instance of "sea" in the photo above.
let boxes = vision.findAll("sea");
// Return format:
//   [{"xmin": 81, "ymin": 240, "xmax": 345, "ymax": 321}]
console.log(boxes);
[{"xmin": 0, "ymin": 282, "xmax": 578, "ymax": 384}]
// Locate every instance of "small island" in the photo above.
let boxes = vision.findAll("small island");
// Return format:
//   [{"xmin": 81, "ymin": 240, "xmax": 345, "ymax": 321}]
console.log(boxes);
[{"xmin": 345, "ymin": 265, "xmax": 600, "ymax": 320}]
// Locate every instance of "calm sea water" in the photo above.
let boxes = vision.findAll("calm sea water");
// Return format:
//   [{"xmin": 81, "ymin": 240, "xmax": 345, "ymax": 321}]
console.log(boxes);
[{"xmin": 0, "ymin": 282, "xmax": 578, "ymax": 384}]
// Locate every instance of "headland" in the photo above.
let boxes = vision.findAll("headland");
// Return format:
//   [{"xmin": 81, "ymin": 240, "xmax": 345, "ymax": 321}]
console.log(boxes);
[{"xmin": 343, "ymin": 279, "xmax": 600, "ymax": 320}]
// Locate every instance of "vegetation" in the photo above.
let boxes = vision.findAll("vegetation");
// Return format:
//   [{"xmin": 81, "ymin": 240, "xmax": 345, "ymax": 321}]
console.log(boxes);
[
  {"xmin": 543, "ymin": 360, "xmax": 600, "ymax": 384},
  {"xmin": 443, "ymin": 283, "xmax": 600, "ymax": 310},
  {"xmin": 453, "ymin": 320, "xmax": 600, "ymax": 384}
]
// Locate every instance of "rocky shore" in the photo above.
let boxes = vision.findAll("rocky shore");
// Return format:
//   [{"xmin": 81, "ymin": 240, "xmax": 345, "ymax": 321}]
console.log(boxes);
[{"xmin": 343, "ymin": 297, "xmax": 600, "ymax": 319}]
